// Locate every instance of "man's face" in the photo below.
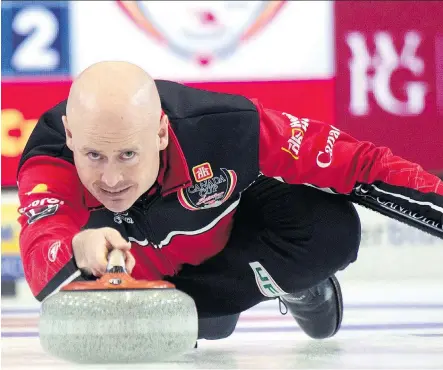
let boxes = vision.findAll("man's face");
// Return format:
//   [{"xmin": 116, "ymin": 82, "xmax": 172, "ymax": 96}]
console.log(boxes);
[{"xmin": 63, "ymin": 112, "xmax": 167, "ymax": 213}]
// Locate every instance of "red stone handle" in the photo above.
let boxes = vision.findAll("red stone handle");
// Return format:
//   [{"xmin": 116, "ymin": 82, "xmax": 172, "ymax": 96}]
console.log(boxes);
[{"xmin": 61, "ymin": 249, "xmax": 175, "ymax": 291}]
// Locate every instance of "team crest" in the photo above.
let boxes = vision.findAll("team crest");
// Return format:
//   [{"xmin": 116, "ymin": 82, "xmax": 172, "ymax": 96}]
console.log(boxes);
[
  {"xmin": 178, "ymin": 168, "xmax": 237, "ymax": 211},
  {"xmin": 116, "ymin": 1, "xmax": 285, "ymax": 66}
]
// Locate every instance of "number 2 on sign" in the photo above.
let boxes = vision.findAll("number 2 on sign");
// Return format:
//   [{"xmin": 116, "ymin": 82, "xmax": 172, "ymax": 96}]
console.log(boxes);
[{"xmin": 11, "ymin": 6, "xmax": 60, "ymax": 71}]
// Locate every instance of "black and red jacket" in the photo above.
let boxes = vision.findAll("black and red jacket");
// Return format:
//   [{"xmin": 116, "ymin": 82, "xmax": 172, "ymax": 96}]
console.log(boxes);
[{"xmin": 17, "ymin": 80, "xmax": 443, "ymax": 301}]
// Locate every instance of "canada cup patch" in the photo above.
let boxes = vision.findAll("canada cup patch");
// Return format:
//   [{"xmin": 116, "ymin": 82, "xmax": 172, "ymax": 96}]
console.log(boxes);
[{"xmin": 178, "ymin": 168, "xmax": 237, "ymax": 211}]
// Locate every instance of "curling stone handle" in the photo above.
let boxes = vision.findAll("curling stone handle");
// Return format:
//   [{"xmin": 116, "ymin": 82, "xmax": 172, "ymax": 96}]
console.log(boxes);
[{"xmin": 106, "ymin": 249, "xmax": 127, "ymax": 274}]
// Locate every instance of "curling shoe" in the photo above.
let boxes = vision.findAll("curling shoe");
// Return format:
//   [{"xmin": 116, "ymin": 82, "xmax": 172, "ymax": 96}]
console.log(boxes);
[{"xmin": 279, "ymin": 275, "xmax": 343, "ymax": 339}]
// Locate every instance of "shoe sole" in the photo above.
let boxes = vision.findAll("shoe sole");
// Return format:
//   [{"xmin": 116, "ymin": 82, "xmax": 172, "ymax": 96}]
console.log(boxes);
[{"xmin": 329, "ymin": 275, "xmax": 343, "ymax": 337}]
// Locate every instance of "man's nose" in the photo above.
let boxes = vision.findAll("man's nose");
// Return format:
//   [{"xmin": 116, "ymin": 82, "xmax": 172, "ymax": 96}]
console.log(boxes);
[{"xmin": 101, "ymin": 164, "xmax": 123, "ymax": 188}]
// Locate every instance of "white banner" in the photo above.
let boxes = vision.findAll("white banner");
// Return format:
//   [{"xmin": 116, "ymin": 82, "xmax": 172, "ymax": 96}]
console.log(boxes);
[{"xmin": 70, "ymin": 0, "xmax": 333, "ymax": 81}]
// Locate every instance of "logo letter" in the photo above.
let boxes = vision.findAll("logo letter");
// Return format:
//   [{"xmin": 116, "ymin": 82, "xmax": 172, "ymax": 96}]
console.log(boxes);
[{"xmin": 347, "ymin": 31, "xmax": 427, "ymax": 116}]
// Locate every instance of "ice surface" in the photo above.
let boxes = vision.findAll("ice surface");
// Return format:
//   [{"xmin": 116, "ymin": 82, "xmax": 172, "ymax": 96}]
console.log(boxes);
[{"xmin": 2, "ymin": 281, "xmax": 443, "ymax": 369}]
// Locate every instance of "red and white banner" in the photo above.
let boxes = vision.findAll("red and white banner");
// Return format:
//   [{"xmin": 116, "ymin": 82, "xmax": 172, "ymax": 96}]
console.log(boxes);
[
  {"xmin": 3, "ymin": 1, "xmax": 442, "ymax": 188},
  {"xmin": 1, "ymin": 81, "xmax": 72, "ymax": 187},
  {"xmin": 334, "ymin": 1, "xmax": 443, "ymax": 173}
]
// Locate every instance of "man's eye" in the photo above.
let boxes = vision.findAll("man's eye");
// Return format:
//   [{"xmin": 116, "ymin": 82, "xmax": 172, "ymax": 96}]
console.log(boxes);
[
  {"xmin": 87, "ymin": 152, "xmax": 101, "ymax": 160},
  {"xmin": 121, "ymin": 151, "xmax": 135, "ymax": 160}
]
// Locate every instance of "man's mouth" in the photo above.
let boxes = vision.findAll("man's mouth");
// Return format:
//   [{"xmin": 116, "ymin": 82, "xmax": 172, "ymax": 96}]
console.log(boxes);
[{"xmin": 100, "ymin": 187, "xmax": 131, "ymax": 196}]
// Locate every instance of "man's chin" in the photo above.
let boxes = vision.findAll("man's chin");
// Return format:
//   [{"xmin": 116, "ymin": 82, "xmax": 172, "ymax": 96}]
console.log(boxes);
[{"xmin": 101, "ymin": 198, "xmax": 133, "ymax": 213}]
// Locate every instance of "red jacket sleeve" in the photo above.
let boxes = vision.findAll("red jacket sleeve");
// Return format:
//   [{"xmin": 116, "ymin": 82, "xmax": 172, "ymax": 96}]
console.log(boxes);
[
  {"xmin": 252, "ymin": 99, "xmax": 443, "ymax": 233},
  {"xmin": 17, "ymin": 156, "xmax": 90, "ymax": 301}
]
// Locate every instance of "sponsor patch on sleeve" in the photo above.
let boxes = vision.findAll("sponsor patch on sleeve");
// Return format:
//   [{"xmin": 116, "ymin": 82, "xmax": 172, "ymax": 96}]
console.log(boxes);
[
  {"xmin": 19, "ymin": 198, "xmax": 64, "ymax": 224},
  {"xmin": 280, "ymin": 113, "xmax": 309, "ymax": 161}
]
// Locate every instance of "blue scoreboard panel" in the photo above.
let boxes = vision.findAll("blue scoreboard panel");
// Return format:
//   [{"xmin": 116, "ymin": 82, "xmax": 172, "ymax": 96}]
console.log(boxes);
[{"xmin": 1, "ymin": 1, "xmax": 70, "ymax": 77}]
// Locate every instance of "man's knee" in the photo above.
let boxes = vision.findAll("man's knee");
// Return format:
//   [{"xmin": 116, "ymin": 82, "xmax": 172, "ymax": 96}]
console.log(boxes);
[
  {"xmin": 197, "ymin": 313, "xmax": 240, "ymax": 340},
  {"xmin": 335, "ymin": 202, "xmax": 361, "ymax": 269},
  {"xmin": 316, "ymin": 199, "xmax": 361, "ymax": 274},
  {"xmin": 288, "ymin": 196, "xmax": 361, "ymax": 285}
]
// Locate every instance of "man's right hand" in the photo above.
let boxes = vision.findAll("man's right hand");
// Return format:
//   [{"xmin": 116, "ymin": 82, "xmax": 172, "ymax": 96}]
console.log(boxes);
[{"xmin": 72, "ymin": 227, "xmax": 135, "ymax": 277}]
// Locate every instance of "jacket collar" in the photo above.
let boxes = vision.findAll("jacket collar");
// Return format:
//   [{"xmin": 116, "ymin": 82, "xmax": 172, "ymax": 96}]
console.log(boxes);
[{"xmin": 158, "ymin": 124, "xmax": 192, "ymax": 196}]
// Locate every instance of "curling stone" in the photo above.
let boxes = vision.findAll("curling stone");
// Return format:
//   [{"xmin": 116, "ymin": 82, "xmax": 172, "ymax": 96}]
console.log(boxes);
[{"xmin": 39, "ymin": 249, "xmax": 198, "ymax": 364}]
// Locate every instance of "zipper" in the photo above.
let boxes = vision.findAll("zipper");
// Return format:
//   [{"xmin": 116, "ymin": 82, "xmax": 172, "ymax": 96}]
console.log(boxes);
[
  {"xmin": 139, "ymin": 189, "xmax": 178, "ymax": 276},
  {"xmin": 140, "ymin": 188, "xmax": 161, "ymax": 245}
]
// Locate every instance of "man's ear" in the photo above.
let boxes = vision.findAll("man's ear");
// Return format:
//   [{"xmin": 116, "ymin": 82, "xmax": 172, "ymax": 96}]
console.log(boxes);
[
  {"xmin": 62, "ymin": 115, "xmax": 74, "ymax": 151},
  {"xmin": 158, "ymin": 114, "xmax": 169, "ymax": 150}
]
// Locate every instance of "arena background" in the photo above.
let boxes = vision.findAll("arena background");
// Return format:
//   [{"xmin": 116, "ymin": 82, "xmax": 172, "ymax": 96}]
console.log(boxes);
[{"xmin": 1, "ymin": 0, "xmax": 443, "ymax": 299}]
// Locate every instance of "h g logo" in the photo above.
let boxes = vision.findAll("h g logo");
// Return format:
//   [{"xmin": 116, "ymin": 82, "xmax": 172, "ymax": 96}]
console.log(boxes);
[{"xmin": 347, "ymin": 31, "xmax": 428, "ymax": 116}]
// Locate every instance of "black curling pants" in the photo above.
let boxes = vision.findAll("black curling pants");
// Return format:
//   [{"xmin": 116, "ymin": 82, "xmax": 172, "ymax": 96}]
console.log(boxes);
[{"xmin": 166, "ymin": 177, "xmax": 362, "ymax": 339}]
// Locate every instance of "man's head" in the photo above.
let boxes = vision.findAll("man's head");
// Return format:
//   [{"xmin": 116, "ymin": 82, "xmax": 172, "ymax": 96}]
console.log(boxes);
[{"xmin": 62, "ymin": 61, "xmax": 169, "ymax": 212}]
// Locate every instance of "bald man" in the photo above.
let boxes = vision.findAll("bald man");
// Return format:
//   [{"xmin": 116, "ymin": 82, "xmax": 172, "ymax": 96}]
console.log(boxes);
[{"xmin": 18, "ymin": 61, "xmax": 443, "ymax": 342}]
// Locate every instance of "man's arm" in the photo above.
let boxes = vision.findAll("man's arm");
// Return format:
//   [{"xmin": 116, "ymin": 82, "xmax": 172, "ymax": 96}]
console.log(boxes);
[
  {"xmin": 251, "ymin": 99, "xmax": 443, "ymax": 234},
  {"xmin": 17, "ymin": 156, "xmax": 90, "ymax": 301}
]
